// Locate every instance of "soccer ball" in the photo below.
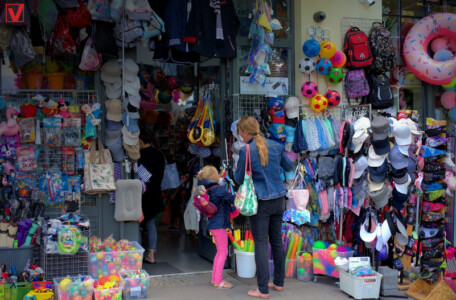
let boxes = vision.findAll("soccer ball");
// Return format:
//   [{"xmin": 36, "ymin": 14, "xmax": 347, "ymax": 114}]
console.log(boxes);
[
  {"xmin": 316, "ymin": 58, "xmax": 333, "ymax": 75},
  {"xmin": 330, "ymin": 50, "xmax": 347, "ymax": 68},
  {"xmin": 299, "ymin": 57, "xmax": 316, "ymax": 74},
  {"xmin": 319, "ymin": 41, "xmax": 336, "ymax": 59},
  {"xmin": 327, "ymin": 67, "xmax": 344, "ymax": 84},
  {"xmin": 311, "ymin": 94, "xmax": 328, "ymax": 113},
  {"xmin": 301, "ymin": 81, "xmax": 319, "ymax": 98},
  {"xmin": 325, "ymin": 90, "xmax": 341, "ymax": 107},
  {"xmin": 302, "ymin": 39, "xmax": 321, "ymax": 58}
]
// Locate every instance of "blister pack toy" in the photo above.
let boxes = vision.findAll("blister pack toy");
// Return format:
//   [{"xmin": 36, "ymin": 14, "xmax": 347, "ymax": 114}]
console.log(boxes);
[
  {"xmin": 43, "ymin": 118, "xmax": 63, "ymax": 147},
  {"xmin": 18, "ymin": 117, "xmax": 36, "ymax": 143},
  {"xmin": 64, "ymin": 118, "xmax": 82, "ymax": 146},
  {"xmin": 17, "ymin": 146, "xmax": 38, "ymax": 172}
]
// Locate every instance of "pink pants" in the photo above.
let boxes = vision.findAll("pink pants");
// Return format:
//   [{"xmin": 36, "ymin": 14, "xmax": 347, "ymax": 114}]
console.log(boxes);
[{"xmin": 210, "ymin": 229, "xmax": 228, "ymax": 285}]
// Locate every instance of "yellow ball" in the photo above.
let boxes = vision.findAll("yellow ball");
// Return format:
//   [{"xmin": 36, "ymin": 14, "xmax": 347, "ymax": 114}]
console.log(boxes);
[
  {"xmin": 310, "ymin": 94, "xmax": 328, "ymax": 113},
  {"xmin": 328, "ymin": 244, "xmax": 338, "ymax": 250},
  {"xmin": 319, "ymin": 41, "xmax": 336, "ymax": 59},
  {"xmin": 60, "ymin": 278, "xmax": 73, "ymax": 291}
]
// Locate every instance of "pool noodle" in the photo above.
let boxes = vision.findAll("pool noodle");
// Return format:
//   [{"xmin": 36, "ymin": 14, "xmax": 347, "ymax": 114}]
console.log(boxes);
[
  {"xmin": 227, "ymin": 232, "xmax": 242, "ymax": 251},
  {"xmin": 249, "ymin": 240, "xmax": 254, "ymax": 252},
  {"xmin": 285, "ymin": 234, "xmax": 296, "ymax": 272},
  {"xmin": 286, "ymin": 234, "xmax": 299, "ymax": 277}
]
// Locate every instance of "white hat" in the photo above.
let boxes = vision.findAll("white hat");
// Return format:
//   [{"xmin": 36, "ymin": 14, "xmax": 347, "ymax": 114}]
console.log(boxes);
[
  {"xmin": 105, "ymin": 77, "xmax": 122, "ymax": 99},
  {"xmin": 381, "ymin": 219, "xmax": 392, "ymax": 246},
  {"xmin": 354, "ymin": 156, "xmax": 368, "ymax": 179},
  {"xmin": 352, "ymin": 130, "xmax": 369, "ymax": 153},
  {"xmin": 360, "ymin": 213, "xmax": 378, "ymax": 243},
  {"xmin": 368, "ymin": 145, "xmax": 388, "ymax": 167},
  {"xmin": 105, "ymin": 99, "xmax": 122, "ymax": 122},
  {"xmin": 284, "ymin": 96, "xmax": 300, "ymax": 119},
  {"xmin": 396, "ymin": 216, "xmax": 409, "ymax": 246},
  {"xmin": 397, "ymin": 145, "xmax": 409, "ymax": 156},
  {"xmin": 393, "ymin": 123, "xmax": 412, "ymax": 146},
  {"xmin": 128, "ymin": 92, "xmax": 141, "ymax": 108},
  {"xmin": 376, "ymin": 223, "xmax": 384, "ymax": 251},
  {"xmin": 395, "ymin": 175, "xmax": 411, "ymax": 194},
  {"xmin": 354, "ymin": 117, "xmax": 371, "ymax": 132},
  {"xmin": 397, "ymin": 118, "xmax": 423, "ymax": 136},
  {"xmin": 368, "ymin": 174, "xmax": 384, "ymax": 192},
  {"xmin": 123, "ymin": 59, "xmax": 139, "ymax": 82},
  {"xmin": 101, "ymin": 60, "xmax": 121, "ymax": 84},
  {"xmin": 122, "ymin": 126, "xmax": 140, "ymax": 145},
  {"xmin": 124, "ymin": 77, "xmax": 140, "ymax": 95}
]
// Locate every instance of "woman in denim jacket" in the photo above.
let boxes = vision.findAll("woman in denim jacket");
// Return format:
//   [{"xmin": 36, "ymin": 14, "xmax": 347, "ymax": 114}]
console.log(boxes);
[{"xmin": 234, "ymin": 116, "xmax": 293, "ymax": 299}]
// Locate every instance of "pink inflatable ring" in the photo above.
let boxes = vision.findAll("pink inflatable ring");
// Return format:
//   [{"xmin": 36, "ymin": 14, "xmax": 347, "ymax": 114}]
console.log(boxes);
[{"xmin": 404, "ymin": 13, "xmax": 456, "ymax": 85}]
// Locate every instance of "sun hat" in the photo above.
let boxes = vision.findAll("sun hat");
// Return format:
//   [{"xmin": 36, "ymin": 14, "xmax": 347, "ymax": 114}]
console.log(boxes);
[
  {"xmin": 394, "ymin": 174, "xmax": 411, "ymax": 194},
  {"xmin": 352, "ymin": 130, "xmax": 369, "ymax": 153},
  {"xmin": 376, "ymin": 223, "xmax": 384, "ymax": 251},
  {"xmin": 360, "ymin": 212, "xmax": 378, "ymax": 243},
  {"xmin": 397, "ymin": 118, "xmax": 422, "ymax": 136},
  {"xmin": 368, "ymin": 145, "xmax": 388, "ymax": 167},
  {"xmin": 354, "ymin": 117, "xmax": 371, "ymax": 132},
  {"xmin": 394, "ymin": 213, "xmax": 409, "ymax": 246},
  {"xmin": 124, "ymin": 77, "xmax": 141, "ymax": 95},
  {"xmin": 393, "ymin": 123, "xmax": 412, "ymax": 146},
  {"xmin": 354, "ymin": 156, "xmax": 368, "ymax": 179},
  {"xmin": 123, "ymin": 58, "xmax": 139, "ymax": 82},
  {"xmin": 371, "ymin": 136, "xmax": 390, "ymax": 155},
  {"xmin": 122, "ymin": 112, "xmax": 139, "ymax": 132},
  {"xmin": 101, "ymin": 60, "xmax": 122, "ymax": 83},
  {"xmin": 368, "ymin": 160, "xmax": 388, "ymax": 183},
  {"xmin": 368, "ymin": 174, "xmax": 384, "ymax": 192},
  {"xmin": 105, "ymin": 99, "xmax": 123, "ymax": 122},
  {"xmin": 123, "ymin": 141, "xmax": 140, "ymax": 160},
  {"xmin": 389, "ymin": 145, "xmax": 409, "ymax": 169},
  {"xmin": 107, "ymin": 137, "xmax": 125, "ymax": 162},
  {"xmin": 390, "ymin": 167, "xmax": 409, "ymax": 184},
  {"xmin": 128, "ymin": 92, "xmax": 141, "ymax": 109},
  {"xmin": 104, "ymin": 77, "xmax": 122, "ymax": 99},
  {"xmin": 122, "ymin": 126, "xmax": 140, "ymax": 145},
  {"xmin": 284, "ymin": 96, "xmax": 300, "ymax": 119},
  {"xmin": 371, "ymin": 116, "xmax": 390, "ymax": 140},
  {"xmin": 369, "ymin": 184, "xmax": 389, "ymax": 209},
  {"xmin": 381, "ymin": 219, "xmax": 392, "ymax": 246}
]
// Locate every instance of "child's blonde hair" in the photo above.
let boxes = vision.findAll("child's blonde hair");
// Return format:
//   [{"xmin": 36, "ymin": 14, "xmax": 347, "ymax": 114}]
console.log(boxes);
[{"xmin": 197, "ymin": 165, "xmax": 219, "ymax": 182}]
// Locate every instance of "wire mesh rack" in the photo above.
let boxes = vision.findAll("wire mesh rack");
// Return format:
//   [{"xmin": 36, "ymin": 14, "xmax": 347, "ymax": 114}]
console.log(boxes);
[
  {"xmin": 232, "ymin": 94, "xmax": 268, "ymax": 121},
  {"xmin": 40, "ymin": 249, "xmax": 89, "ymax": 280}
]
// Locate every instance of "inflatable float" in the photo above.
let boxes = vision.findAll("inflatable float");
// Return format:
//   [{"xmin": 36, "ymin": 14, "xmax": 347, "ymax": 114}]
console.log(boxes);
[{"xmin": 403, "ymin": 13, "xmax": 456, "ymax": 86}]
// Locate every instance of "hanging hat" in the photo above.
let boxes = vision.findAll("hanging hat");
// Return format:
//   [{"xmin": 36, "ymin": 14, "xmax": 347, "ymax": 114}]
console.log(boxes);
[
  {"xmin": 105, "ymin": 99, "xmax": 122, "ymax": 122},
  {"xmin": 123, "ymin": 59, "xmax": 139, "ymax": 82},
  {"xmin": 368, "ymin": 145, "xmax": 388, "ymax": 167},
  {"xmin": 371, "ymin": 116, "xmax": 390, "ymax": 140},
  {"xmin": 389, "ymin": 145, "xmax": 409, "ymax": 169},
  {"xmin": 284, "ymin": 96, "xmax": 300, "ymax": 119},
  {"xmin": 354, "ymin": 156, "xmax": 368, "ymax": 179},
  {"xmin": 101, "ymin": 60, "xmax": 122, "ymax": 83},
  {"xmin": 393, "ymin": 123, "xmax": 412, "ymax": 146},
  {"xmin": 369, "ymin": 184, "xmax": 389, "ymax": 209}
]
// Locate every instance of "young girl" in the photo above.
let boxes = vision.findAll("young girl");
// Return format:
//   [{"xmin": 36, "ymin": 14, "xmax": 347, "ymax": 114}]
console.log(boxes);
[{"xmin": 197, "ymin": 165, "xmax": 235, "ymax": 289}]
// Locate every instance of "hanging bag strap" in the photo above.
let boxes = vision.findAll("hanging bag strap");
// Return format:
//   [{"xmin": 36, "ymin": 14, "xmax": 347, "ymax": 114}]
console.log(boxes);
[
  {"xmin": 89, "ymin": 136, "xmax": 107, "ymax": 164},
  {"xmin": 245, "ymin": 144, "xmax": 252, "ymax": 175}
]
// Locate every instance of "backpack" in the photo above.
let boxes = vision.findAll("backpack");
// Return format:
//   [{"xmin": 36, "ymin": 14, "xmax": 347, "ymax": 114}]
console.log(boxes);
[
  {"xmin": 344, "ymin": 69, "xmax": 370, "ymax": 100},
  {"xmin": 368, "ymin": 22, "xmax": 396, "ymax": 74},
  {"xmin": 193, "ymin": 186, "xmax": 218, "ymax": 218},
  {"xmin": 343, "ymin": 27, "xmax": 373, "ymax": 69},
  {"xmin": 367, "ymin": 73, "xmax": 394, "ymax": 109}
]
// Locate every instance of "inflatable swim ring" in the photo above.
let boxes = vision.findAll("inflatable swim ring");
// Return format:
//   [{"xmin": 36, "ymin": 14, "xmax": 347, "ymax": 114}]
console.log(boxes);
[{"xmin": 403, "ymin": 13, "xmax": 456, "ymax": 85}]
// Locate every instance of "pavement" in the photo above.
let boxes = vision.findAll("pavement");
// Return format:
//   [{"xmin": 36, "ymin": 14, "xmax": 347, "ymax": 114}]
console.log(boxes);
[{"xmin": 145, "ymin": 271, "xmax": 410, "ymax": 300}]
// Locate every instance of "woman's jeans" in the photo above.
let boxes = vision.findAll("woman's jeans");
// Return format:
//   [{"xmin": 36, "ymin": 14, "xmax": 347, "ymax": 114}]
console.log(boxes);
[
  {"xmin": 249, "ymin": 197, "xmax": 285, "ymax": 294},
  {"xmin": 210, "ymin": 229, "xmax": 228, "ymax": 285},
  {"xmin": 145, "ymin": 216, "xmax": 157, "ymax": 249}
]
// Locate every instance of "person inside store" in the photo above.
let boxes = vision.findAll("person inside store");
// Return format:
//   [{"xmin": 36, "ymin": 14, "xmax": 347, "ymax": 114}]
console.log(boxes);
[
  {"xmin": 139, "ymin": 123, "xmax": 165, "ymax": 264},
  {"xmin": 196, "ymin": 165, "xmax": 235, "ymax": 289},
  {"xmin": 234, "ymin": 116, "xmax": 294, "ymax": 299}
]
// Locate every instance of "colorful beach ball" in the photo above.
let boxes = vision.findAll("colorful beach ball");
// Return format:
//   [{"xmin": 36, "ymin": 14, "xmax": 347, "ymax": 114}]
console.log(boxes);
[
  {"xmin": 330, "ymin": 50, "xmax": 346, "ymax": 68},
  {"xmin": 319, "ymin": 41, "xmax": 336, "ymax": 59},
  {"xmin": 327, "ymin": 67, "xmax": 344, "ymax": 84},
  {"xmin": 316, "ymin": 58, "xmax": 332, "ymax": 75},
  {"xmin": 311, "ymin": 94, "xmax": 328, "ymax": 113},
  {"xmin": 301, "ymin": 81, "xmax": 319, "ymax": 98},
  {"xmin": 299, "ymin": 57, "xmax": 316, "ymax": 74},
  {"xmin": 302, "ymin": 39, "xmax": 321, "ymax": 58},
  {"xmin": 325, "ymin": 90, "xmax": 341, "ymax": 107}
]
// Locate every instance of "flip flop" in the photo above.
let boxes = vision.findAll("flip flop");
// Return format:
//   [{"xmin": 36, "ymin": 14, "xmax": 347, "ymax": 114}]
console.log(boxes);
[
  {"xmin": 268, "ymin": 282, "xmax": 284, "ymax": 291},
  {"xmin": 144, "ymin": 258, "xmax": 156, "ymax": 264},
  {"xmin": 247, "ymin": 289, "xmax": 270, "ymax": 299},
  {"xmin": 214, "ymin": 281, "xmax": 233, "ymax": 289}
]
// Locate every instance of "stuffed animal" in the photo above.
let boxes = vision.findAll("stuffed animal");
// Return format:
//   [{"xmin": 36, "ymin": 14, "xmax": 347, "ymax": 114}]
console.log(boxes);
[
  {"xmin": 0, "ymin": 107, "xmax": 19, "ymax": 137},
  {"xmin": 57, "ymin": 99, "xmax": 72, "ymax": 118},
  {"xmin": 81, "ymin": 104, "xmax": 97, "ymax": 139}
]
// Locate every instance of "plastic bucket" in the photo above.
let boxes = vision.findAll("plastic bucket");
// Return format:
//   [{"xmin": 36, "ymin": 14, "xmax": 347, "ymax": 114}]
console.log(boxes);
[
  {"xmin": 235, "ymin": 250, "xmax": 256, "ymax": 278},
  {"xmin": 25, "ymin": 73, "xmax": 43, "ymax": 89},
  {"xmin": 47, "ymin": 72, "xmax": 65, "ymax": 90}
]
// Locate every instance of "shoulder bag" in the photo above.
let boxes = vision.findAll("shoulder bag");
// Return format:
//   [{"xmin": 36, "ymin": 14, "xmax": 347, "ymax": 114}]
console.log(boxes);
[
  {"xmin": 84, "ymin": 137, "xmax": 116, "ymax": 194},
  {"xmin": 234, "ymin": 144, "xmax": 258, "ymax": 216}
]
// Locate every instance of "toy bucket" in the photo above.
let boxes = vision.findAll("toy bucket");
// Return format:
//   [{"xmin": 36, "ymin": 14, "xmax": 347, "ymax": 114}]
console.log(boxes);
[
  {"xmin": 47, "ymin": 72, "xmax": 65, "ymax": 90},
  {"xmin": 25, "ymin": 72, "xmax": 43, "ymax": 89},
  {"xmin": 235, "ymin": 250, "xmax": 256, "ymax": 278}
]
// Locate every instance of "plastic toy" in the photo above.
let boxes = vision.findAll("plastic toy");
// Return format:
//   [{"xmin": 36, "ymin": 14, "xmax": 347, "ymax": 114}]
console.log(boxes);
[
  {"xmin": 301, "ymin": 81, "xmax": 318, "ymax": 98},
  {"xmin": 94, "ymin": 274, "xmax": 122, "ymax": 300},
  {"xmin": 319, "ymin": 41, "xmax": 336, "ymax": 59},
  {"xmin": 298, "ymin": 57, "xmax": 316, "ymax": 74},
  {"xmin": 315, "ymin": 58, "xmax": 333, "ymax": 75},
  {"xmin": 325, "ymin": 90, "xmax": 341, "ymax": 107},
  {"xmin": 326, "ymin": 67, "xmax": 344, "ymax": 84},
  {"xmin": 58, "ymin": 99, "xmax": 72, "ymax": 118},
  {"xmin": 302, "ymin": 39, "xmax": 320, "ymax": 57},
  {"xmin": 122, "ymin": 270, "xmax": 149, "ymax": 299},
  {"xmin": 56, "ymin": 276, "xmax": 94, "ymax": 300},
  {"xmin": 58, "ymin": 226, "xmax": 82, "ymax": 255},
  {"xmin": 310, "ymin": 94, "xmax": 328, "ymax": 113},
  {"xmin": 0, "ymin": 107, "xmax": 19, "ymax": 137},
  {"xmin": 330, "ymin": 50, "xmax": 346, "ymax": 68}
]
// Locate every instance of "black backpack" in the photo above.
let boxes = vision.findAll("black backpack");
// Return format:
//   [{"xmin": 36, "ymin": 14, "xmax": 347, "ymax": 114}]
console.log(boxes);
[
  {"xmin": 368, "ymin": 22, "xmax": 396, "ymax": 74},
  {"xmin": 367, "ymin": 73, "xmax": 393, "ymax": 109}
]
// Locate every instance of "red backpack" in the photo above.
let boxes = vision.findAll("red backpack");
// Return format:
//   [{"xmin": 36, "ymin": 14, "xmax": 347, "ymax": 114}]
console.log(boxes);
[{"xmin": 343, "ymin": 27, "xmax": 373, "ymax": 69}]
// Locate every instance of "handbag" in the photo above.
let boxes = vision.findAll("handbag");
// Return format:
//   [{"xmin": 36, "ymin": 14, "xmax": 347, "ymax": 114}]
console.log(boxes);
[
  {"xmin": 201, "ymin": 100, "xmax": 215, "ymax": 147},
  {"xmin": 84, "ymin": 137, "xmax": 116, "ymax": 194},
  {"xmin": 79, "ymin": 36, "xmax": 102, "ymax": 71},
  {"xmin": 289, "ymin": 164, "xmax": 309, "ymax": 211},
  {"xmin": 234, "ymin": 144, "xmax": 258, "ymax": 216},
  {"xmin": 114, "ymin": 161, "xmax": 142, "ymax": 222},
  {"xmin": 161, "ymin": 159, "xmax": 181, "ymax": 190}
]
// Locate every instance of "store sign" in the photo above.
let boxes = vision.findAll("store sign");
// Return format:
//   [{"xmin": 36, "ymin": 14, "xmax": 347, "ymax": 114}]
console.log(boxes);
[
  {"xmin": 5, "ymin": 3, "xmax": 24, "ymax": 23},
  {"xmin": 240, "ymin": 76, "xmax": 289, "ymax": 95}
]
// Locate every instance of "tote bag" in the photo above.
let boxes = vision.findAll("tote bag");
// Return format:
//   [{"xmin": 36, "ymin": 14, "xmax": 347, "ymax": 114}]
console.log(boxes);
[
  {"xmin": 234, "ymin": 144, "xmax": 258, "ymax": 216},
  {"xmin": 161, "ymin": 159, "xmax": 180, "ymax": 190},
  {"xmin": 289, "ymin": 164, "xmax": 309, "ymax": 211},
  {"xmin": 84, "ymin": 137, "xmax": 116, "ymax": 194}
]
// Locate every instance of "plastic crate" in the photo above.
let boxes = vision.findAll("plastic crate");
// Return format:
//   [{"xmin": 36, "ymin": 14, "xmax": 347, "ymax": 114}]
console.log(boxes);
[
  {"xmin": 0, "ymin": 246, "xmax": 35, "ymax": 270},
  {"xmin": 0, "ymin": 282, "xmax": 33, "ymax": 300},
  {"xmin": 53, "ymin": 275, "xmax": 94, "ymax": 300},
  {"xmin": 94, "ymin": 286, "xmax": 122, "ymax": 300},
  {"xmin": 89, "ymin": 242, "xmax": 144, "ymax": 279},
  {"xmin": 121, "ymin": 270, "xmax": 150, "ymax": 299},
  {"xmin": 339, "ymin": 270, "xmax": 383, "ymax": 300}
]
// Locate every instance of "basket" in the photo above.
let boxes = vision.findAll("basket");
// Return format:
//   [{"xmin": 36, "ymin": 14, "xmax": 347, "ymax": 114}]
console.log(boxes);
[
  {"xmin": 0, "ymin": 282, "xmax": 33, "ymax": 300},
  {"xmin": 339, "ymin": 270, "xmax": 383, "ymax": 300}
]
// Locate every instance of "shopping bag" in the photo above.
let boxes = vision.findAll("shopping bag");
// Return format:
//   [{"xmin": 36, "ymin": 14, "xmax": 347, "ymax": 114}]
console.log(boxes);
[
  {"xmin": 289, "ymin": 164, "xmax": 309, "ymax": 211},
  {"xmin": 84, "ymin": 137, "xmax": 116, "ymax": 194},
  {"xmin": 161, "ymin": 161, "xmax": 180, "ymax": 190},
  {"xmin": 234, "ymin": 144, "xmax": 258, "ymax": 216}
]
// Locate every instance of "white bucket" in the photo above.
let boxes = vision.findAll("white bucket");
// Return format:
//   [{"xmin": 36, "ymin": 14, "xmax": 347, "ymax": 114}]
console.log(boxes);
[{"xmin": 235, "ymin": 250, "xmax": 256, "ymax": 278}]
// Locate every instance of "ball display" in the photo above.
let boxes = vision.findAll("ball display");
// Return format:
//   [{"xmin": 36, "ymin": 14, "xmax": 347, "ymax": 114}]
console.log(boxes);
[
  {"xmin": 301, "ymin": 81, "xmax": 319, "ymax": 98},
  {"xmin": 311, "ymin": 94, "xmax": 328, "ymax": 113},
  {"xmin": 325, "ymin": 90, "xmax": 341, "ymax": 107},
  {"xmin": 330, "ymin": 50, "xmax": 347, "ymax": 68},
  {"xmin": 326, "ymin": 67, "xmax": 344, "ymax": 84},
  {"xmin": 316, "ymin": 58, "xmax": 332, "ymax": 75},
  {"xmin": 319, "ymin": 41, "xmax": 336, "ymax": 59},
  {"xmin": 299, "ymin": 57, "xmax": 316, "ymax": 74},
  {"xmin": 302, "ymin": 39, "xmax": 321, "ymax": 58}
]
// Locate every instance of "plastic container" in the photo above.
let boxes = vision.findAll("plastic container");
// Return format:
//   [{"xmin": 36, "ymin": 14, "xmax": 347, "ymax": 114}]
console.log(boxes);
[
  {"xmin": 25, "ymin": 72, "xmax": 43, "ymax": 89},
  {"xmin": 54, "ymin": 275, "xmax": 94, "ymax": 300},
  {"xmin": 336, "ymin": 250, "xmax": 355, "ymax": 259},
  {"xmin": 339, "ymin": 270, "xmax": 383, "ymax": 300},
  {"xmin": 235, "ymin": 250, "xmax": 256, "ymax": 278},
  {"xmin": 297, "ymin": 257, "xmax": 313, "ymax": 282},
  {"xmin": 121, "ymin": 270, "xmax": 150, "ymax": 299},
  {"xmin": 47, "ymin": 73, "xmax": 66, "ymax": 90},
  {"xmin": 89, "ymin": 242, "xmax": 144, "ymax": 279},
  {"xmin": 94, "ymin": 286, "xmax": 122, "ymax": 300},
  {"xmin": 0, "ymin": 282, "xmax": 32, "ymax": 300},
  {"xmin": 0, "ymin": 245, "xmax": 35, "ymax": 270},
  {"xmin": 284, "ymin": 259, "xmax": 297, "ymax": 278},
  {"xmin": 312, "ymin": 248, "xmax": 339, "ymax": 277}
]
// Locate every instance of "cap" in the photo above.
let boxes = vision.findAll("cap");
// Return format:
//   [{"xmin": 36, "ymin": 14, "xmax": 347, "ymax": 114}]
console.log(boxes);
[
  {"xmin": 101, "ymin": 60, "xmax": 122, "ymax": 84},
  {"xmin": 124, "ymin": 77, "xmax": 141, "ymax": 95},
  {"xmin": 122, "ymin": 126, "xmax": 140, "ymax": 145},
  {"xmin": 354, "ymin": 156, "xmax": 368, "ymax": 179},
  {"xmin": 104, "ymin": 77, "xmax": 122, "ymax": 99},
  {"xmin": 371, "ymin": 116, "xmax": 390, "ymax": 140},
  {"xmin": 389, "ymin": 145, "xmax": 409, "ymax": 169},
  {"xmin": 397, "ymin": 118, "xmax": 423, "ymax": 136},
  {"xmin": 354, "ymin": 117, "xmax": 371, "ymax": 132},
  {"xmin": 368, "ymin": 145, "xmax": 388, "ymax": 167},
  {"xmin": 284, "ymin": 96, "xmax": 300, "ymax": 119},
  {"xmin": 123, "ymin": 141, "xmax": 140, "ymax": 160},
  {"xmin": 369, "ymin": 184, "xmax": 389, "ymax": 209},
  {"xmin": 390, "ymin": 167, "xmax": 409, "ymax": 184},
  {"xmin": 360, "ymin": 212, "xmax": 378, "ymax": 243},
  {"xmin": 371, "ymin": 136, "xmax": 390, "ymax": 155},
  {"xmin": 397, "ymin": 145, "xmax": 409, "ymax": 156},
  {"xmin": 395, "ymin": 175, "xmax": 411, "ymax": 194},
  {"xmin": 123, "ymin": 58, "xmax": 139, "ymax": 82},
  {"xmin": 368, "ymin": 174, "xmax": 384, "ymax": 192},
  {"xmin": 368, "ymin": 160, "xmax": 388, "ymax": 183},
  {"xmin": 352, "ymin": 130, "xmax": 369, "ymax": 153},
  {"xmin": 105, "ymin": 99, "xmax": 122, "ymax": 122},
  {"xmin": 393, "ymin": 123, "xmax": 412, "ymax": 146},
  {"xmin": 122, "ymin": 111, "xmax": 140, "ymax": 132}
]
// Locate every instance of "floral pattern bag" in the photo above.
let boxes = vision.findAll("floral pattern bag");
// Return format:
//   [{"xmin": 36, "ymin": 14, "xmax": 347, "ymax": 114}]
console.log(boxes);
[
  {"xmin": 84, "ymin": 137, "xmax": 116, "ymax": 194},
  {"xmin": 234, "ymin": 144, "xmax": 258, "ymax": 216}
]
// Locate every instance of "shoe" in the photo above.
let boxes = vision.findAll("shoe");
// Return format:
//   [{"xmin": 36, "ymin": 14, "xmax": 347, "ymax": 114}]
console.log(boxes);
[
  {"xmin": 247, "ymin": 289, "xmax": 270, "ymax": 299},
  {"xmin": 214, "ymin": 281, "xmax": 233, "ymax": 289},
  {"xmin": 144, "ymin": 258, "xmax": 156, "ymax": 264},
  {"xmin": 268, "ymin": 282, "xmax": 284, "ymax": 291}
]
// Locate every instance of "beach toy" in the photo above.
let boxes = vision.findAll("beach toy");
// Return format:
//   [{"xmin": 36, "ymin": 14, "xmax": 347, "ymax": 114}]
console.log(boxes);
[
  {"xmin": 301, "ymin": 81, "xmax": 318, "ymax": 98},
  {"xmin": 328, "ymin": 244, "xmax": 338, "ymax": 250},
  {"xmin": 60, "ymin": 278, "xmax": 73, "ymax": 291},
  {"xmin": 302, "ymin": 39, "xmax": 321, "ymax": 57},
  {"xmin": 319, "ymin": 41, "xmax": 336, "ymax": 59},
  {"xmin": 330, "ymin": 50, "xmax": 346, "ymax": 68},
  {"xmin": 313, "ymin": 240, "xmax": 325, "ymax": 249}
]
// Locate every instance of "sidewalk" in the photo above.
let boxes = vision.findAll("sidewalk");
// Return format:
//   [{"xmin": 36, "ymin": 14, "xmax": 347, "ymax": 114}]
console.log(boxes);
[{"xmin": 145, "ymin": 271, "xmax": 409, "ymax": 299}]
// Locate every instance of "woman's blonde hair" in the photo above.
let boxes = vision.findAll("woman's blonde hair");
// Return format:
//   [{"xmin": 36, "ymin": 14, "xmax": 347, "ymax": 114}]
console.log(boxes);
[
  {"xmin": 237, "ymin": 116, "xmax": 269, "ymax": 167},
  {"xmin": 197, "ymin": 165, "xmax": 219, "ymax": 181}
]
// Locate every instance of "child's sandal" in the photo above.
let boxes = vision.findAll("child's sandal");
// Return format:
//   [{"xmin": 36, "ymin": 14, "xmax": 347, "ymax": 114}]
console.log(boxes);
[{"xmin": 214, "ymin": 281, "xmax": 233, "ymax": 289}]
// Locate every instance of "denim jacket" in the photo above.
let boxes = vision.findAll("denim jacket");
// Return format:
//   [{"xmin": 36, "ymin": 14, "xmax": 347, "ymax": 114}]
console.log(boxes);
[
  {"xmin": 234, "ymin": 138, "xmax": 293, "ymax": 200},
  {"xmin": 198, "ymin": 180, "xmax": 234, "ymax": 230}
]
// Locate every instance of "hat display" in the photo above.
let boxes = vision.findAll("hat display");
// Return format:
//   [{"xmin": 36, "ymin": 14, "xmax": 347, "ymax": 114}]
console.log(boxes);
[
  {"xmin": 105, "ymin": 99, "xmax": 122, "ymax": 122},
  {"xmin": 101, "ymin": 60, "xmax": 122, "ymax": 83},
  {"xmin": 389, "ymin": 145, "xmax": 409, "ymax": 169},
  {"xmin": 352, "ymin": 130, "xmax": 369, "ymax": 153},
  {"xmin": 284, "ymin": 96, "xmax": 300, "ymax": 119},
  {"xmin": 369, "ymin": 184, "xmax": 389, "ymax": 209},
  {"xmin": 104, "ymin": 77, "xmax": 122, "ymax": 99},
  {"xmin": 390, "ymin": 167, "xmax": 409, "ymax": 184},
  {"xmin": 371, "ymin": 116, "xmax": 390, "ymax": 140},
  {"xmin": 123, "ymin": 58, "xmax": 139, "ymax": 82},
  {"xmin": 368, "ymin": 174, "xmax": 384, "ymax": 192},
  {"xmin": 354, "ymin": 156, "xmax": 368, "ymax": 179},
  {"xmin": 128, "ymin": 92, "xmax": 141, "ymax": 109},
  {"xmin": 393, "ymin": 123, "xmax": 412, "ymax": 146},
  {"xmin": 368, "ymin": 160, "xmax": 388, "ymax": 183},
  {"xmin": 124, "ymin": 77, "xmax": 141, "ymax": 95},
  {"xmin": 122, "ymin": 126, "xmax": 140, "ymax": 146},
  {"xmin": 397, "ymin": 118, "xmax": 422, "ymax": 136},
  {"xmin": 395, "ymin": 175, "xmax": 411, "ymax": 194},
  {"xmin": 123, "ymin": 141, "xmax": 140, "ymax": 160},
  {"xmin": 354, "ymin": 117, "xmax": 371, "ymax": 132},
  {"xmin": 368, "ymin": 145, "xmax": 388, "ymax": 167},
  {"xmin": 371, "ymin": 136, "xmax": 390, "ymax": 155}
]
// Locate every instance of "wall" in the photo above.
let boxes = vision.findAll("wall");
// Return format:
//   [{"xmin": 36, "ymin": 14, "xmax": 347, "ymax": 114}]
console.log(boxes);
[{"xmin": 294, "ymin": 0, "xmax": 382, "ymax": 107}]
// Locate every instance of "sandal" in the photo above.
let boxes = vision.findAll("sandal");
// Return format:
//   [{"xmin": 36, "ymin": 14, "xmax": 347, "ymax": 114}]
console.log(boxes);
[
  {"xmin": 247, "ymin": 289, "xmax": 270, "ymax": 299},
  {"xmin": 214, "ymin": 281, "xmax": 233, "ymax": 289},
  {"xmin": 268, "ymin": 282, "xmax": 284, "ymax": 291}
]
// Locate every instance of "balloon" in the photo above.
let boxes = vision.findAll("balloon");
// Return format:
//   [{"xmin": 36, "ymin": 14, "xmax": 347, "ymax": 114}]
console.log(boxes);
[
  {"xmin": 434, "ymin": 49, "xmax": 454, "ymax": 62},
  {"xmin": 443, "ymin": 77, "xmax": 456, "ymax": 89},
  {"xmin": 431, "ymin": 37, "xmax": 449, "ymax": 53},
  {"xmin": 441, "ymin": 91, "xmax": 456, "ymax": 110}
]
